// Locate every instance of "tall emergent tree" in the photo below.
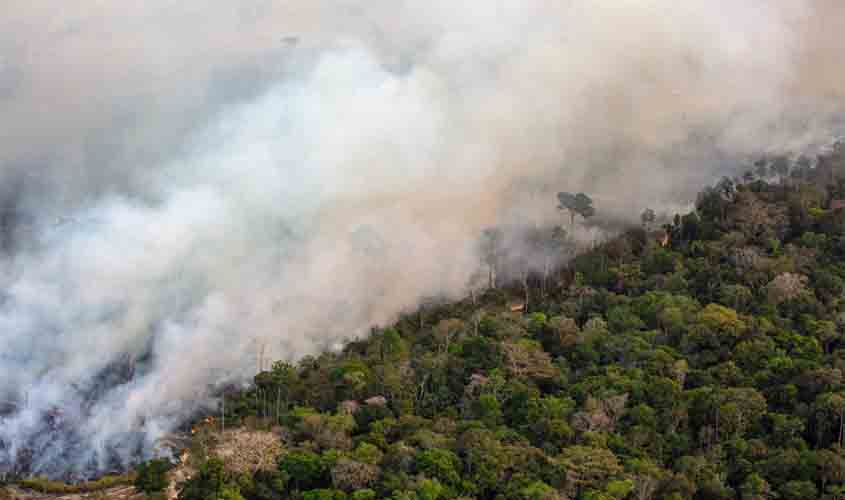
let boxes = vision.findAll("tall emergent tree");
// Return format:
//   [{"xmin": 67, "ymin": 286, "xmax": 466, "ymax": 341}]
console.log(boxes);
[
  {"xmin": 557, "ymin": 191, "xmax": 595, "ymax": 227},
  {"xmin": 480, "ymin": 227, "xmax": 504, "ymax": 289},
  {"xmin": 640, "ymin": 208, "xmax": 656, "ymax": 230}
]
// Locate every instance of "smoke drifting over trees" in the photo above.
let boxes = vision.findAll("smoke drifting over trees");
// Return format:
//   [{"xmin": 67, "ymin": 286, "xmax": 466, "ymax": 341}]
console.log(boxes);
[{"xmin": 1, "ymin": 0, "xmax": 844, "ymax": 477}]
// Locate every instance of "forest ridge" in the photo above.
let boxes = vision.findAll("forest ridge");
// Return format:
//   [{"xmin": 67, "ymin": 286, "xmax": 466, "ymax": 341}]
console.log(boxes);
[{"xmin": 15, "ymin": 144, "xmax": 845, "ymax": 500}]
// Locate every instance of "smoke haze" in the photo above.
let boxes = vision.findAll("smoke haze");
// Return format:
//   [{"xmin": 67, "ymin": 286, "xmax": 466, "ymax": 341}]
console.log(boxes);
[{"xmin": 1, "ymin": 0, "xmax": 844, "ymax": 477}]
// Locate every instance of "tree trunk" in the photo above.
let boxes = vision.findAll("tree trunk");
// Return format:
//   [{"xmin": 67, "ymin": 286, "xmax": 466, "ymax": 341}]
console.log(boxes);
[
  {"xmin": 542, "ymin": 255, "xmax": 549, "ymax": 298},
  {"xmin": 522, "ymin": 274, "xmax": 530, "ymax": 313}
]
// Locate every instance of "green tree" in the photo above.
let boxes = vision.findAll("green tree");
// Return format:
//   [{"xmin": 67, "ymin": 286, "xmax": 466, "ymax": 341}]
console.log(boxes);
[
  {"xmin": 778, "ymin": 480, "xmax": 818, "ymax": 500},
  {"xmin": 739, "ymin": 473, "xmax": 773, "ymax": 500},
  {"xmin": 302, "ymin": 489, "xmax": 347, "ymax": 500},
  {"xmin": 817, "ymin": 393, "xmax": 845, "ymax": 448},
  {"xmin": 626, "ymin": 458, "xmax": 666, "ymax": 500},
  {"xmin": 516, "ymin": 481, "xmax": 559, "ymax": 500},
  {"xmin": 558, "ymin": 192, "xmax": 596, "ymax": 226},
  {"xmin": 278, "ymin": 451, "xmax": 329, "ymax": 491},
  {"xmin": 351, "ymin": 490, "xmax": 377, "ymax": 500},
  {"xmin": 179, "ymin": 459, "xmax": 243, "ymax": 500},
  {"xmin": 415, "ymin": 449, "xmax": 461, "ymax": 488},
  {"xmin": 134, "ymin": 458, "xmax": 172, "ymax": 494}
]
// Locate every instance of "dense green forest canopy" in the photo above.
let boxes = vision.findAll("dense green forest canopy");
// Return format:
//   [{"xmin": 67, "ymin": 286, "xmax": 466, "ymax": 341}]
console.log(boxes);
[{"xmin": 157, "ymin": 146, "xmax": 845, "ymax": 500}]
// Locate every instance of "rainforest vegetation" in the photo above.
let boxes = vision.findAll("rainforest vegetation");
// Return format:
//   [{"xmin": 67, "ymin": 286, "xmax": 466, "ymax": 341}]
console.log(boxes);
[{"xmin": 146, "ymin": 144, "xmax": 845, "ymax": 500}]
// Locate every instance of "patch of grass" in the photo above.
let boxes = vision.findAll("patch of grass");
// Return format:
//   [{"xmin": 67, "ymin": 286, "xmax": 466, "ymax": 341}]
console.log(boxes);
[{"xmin": 17, "ymin": 472, "xmax": 135, "ymax": 494}]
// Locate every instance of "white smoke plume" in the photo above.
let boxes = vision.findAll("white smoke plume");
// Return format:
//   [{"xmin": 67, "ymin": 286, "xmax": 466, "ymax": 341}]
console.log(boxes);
[{"xmin": 1, "ymin": 0, "xmax": 844, "ymax": 477}]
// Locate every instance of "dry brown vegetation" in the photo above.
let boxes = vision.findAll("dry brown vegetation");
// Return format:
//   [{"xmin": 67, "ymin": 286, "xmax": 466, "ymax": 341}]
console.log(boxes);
[{"xmin": 211, "ymin": 429, "xmax": 283, "ymax": 475}]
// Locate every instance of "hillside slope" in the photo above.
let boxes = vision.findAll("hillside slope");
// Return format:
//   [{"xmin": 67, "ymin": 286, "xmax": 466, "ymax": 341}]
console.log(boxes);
[{"xmin": 9, "ymin": 145, "xmax": 845, "ymax": 500}]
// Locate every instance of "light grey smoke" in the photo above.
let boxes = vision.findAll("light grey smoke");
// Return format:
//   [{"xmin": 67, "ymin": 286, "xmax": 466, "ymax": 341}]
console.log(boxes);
[{"xmin": 1, "ymin": 0, "xmax": 844, "ymax": 477}]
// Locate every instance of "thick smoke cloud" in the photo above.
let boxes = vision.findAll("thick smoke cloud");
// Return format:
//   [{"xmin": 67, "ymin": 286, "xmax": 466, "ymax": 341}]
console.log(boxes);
[{"xmin": 1, "ymin": 0, "xmax": 844, "ymax": 477}]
